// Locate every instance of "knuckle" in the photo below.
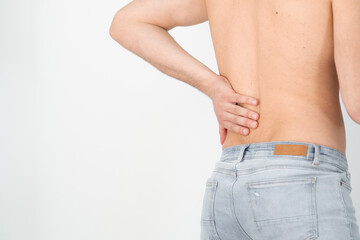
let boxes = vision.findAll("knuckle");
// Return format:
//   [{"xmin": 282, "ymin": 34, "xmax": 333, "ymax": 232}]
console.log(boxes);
[
  {"xmin": 238, "ymin": 95, "xmax": 245, "ymax": 103},
  {"xmin": 234, "ymin": 106, "xmax": 241, "ymax": 115},
  {"xmin": 232, "ymin": 104, "xmax": 238, "ymax": 113},
  {"xmin": 239, "ymin": 107, "xmax": 247, "ymax": 116},
  {"xmin": 234, "ymin": 94, "xmax": 241, "ymax": 102},
  {"xmin": 235, "ymin": 116, "xmax": 244, "ymax": 125},
  {"xmin": 229, "ymin": 113, "xmax": 236, "ymax": 122}
]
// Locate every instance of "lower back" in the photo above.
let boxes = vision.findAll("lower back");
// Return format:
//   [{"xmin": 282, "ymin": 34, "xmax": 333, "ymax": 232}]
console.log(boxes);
[{"xmin": 205, "ymin": 0, "xmax": 346, "ymax": 154}]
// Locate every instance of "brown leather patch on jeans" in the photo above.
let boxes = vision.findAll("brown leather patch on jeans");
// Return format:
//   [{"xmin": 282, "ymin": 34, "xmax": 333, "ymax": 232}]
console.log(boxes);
[{"xmin": 273, "ymin": 144, "xmax": 308, "ymax": 156}]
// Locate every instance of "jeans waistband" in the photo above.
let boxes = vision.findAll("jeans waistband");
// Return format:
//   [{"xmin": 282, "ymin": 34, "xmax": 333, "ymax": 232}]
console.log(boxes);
[{"xmin": 220, "ymin": 140, "xmax": 348, "ymax": 170}]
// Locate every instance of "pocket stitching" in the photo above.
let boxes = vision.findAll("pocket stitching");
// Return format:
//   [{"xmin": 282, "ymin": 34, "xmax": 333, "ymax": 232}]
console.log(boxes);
[
  {"xmin": 201, "ymin": 180, "xmax": 221, "ymax": 240},
  {"xmin": 246, "ymin": 177, "xmax": 318, "ymax": 239},
  {"xmin": 247, "ymin": 182, "xmax": 263, "ymax": 236},
  {"xmin": 247, "ymin": 177, "xmax": 316, "ymax": 187},
  {"xmin": 311, "ymin": 177, "xmax": 319, "ymax": 239}
]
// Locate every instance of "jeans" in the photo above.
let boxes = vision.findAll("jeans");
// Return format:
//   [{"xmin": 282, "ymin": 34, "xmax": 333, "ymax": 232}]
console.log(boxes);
[{"xmin": 200, "ymin": 141, "xmax": 360, "ymax": 240}]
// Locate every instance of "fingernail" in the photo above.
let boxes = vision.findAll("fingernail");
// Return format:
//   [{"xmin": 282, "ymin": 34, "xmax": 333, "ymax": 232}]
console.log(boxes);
[
  {"xmin": 251, "ymin": 113, "xmax": 257, "ymax": 119},
  {"xmin": 243, "ymin": 128, "xmax": 248, "ymax": 134},
  {"xmin": 251, "ymin": 122, "xmax": 257, "ymax": 128},
  {"xmin": 252, "ymin": 100, "xmax": 257, "ymax": 104}
]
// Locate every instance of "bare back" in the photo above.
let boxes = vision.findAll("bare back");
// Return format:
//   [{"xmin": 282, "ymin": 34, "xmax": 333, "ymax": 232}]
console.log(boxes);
[{"xmin": 205, "ymin": 0, "xmax": 346, "ymax": 154}]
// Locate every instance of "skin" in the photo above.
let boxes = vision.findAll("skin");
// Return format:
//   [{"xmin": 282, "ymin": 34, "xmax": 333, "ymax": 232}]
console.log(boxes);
[
  {"xmin": 109, "ymin": 0, "xmax": 261, "ymax": 144},
  {"xmin": 110, "ymin": 0, "xmax": 360, "ymax": 155}
]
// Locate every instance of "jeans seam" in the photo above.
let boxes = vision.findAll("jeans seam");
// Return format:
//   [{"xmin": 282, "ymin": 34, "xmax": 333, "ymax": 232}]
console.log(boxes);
[
  {"xmin": 338, "ymin": 175, "xmax": 353, "ymax": 240},
  {"xmin": 230, "ymin": 176, "xmax": 253, "ymax": 240},
  {"xmin": 213, "ymin": 169, "xmax": 235, "ymax": 176},
  {"xmin": 312, "ymin": 177, "xmax": 319, "ymax": 238},
  {"xmin": 212, "ymin": 182, "xmax": 222, "ymax": 240}
]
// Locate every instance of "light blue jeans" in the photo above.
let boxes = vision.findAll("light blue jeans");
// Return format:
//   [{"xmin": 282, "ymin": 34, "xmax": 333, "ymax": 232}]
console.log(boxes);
[{"xmin": 200, "ymin": 141, "xmax": 360, "ymax": 240}]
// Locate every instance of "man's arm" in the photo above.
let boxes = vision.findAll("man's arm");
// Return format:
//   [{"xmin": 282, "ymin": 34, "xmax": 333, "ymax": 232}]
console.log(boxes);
[
  {"xmin": 109, "ymin": 0, "xmax": 261, "ymax": 140},
  {"xmin": 332, "ymin": 0, "xmax": 360, "ymax": 124},
  {"xmin": 109, "ymin": 0, "xmax": 218, "ymax": 97}
]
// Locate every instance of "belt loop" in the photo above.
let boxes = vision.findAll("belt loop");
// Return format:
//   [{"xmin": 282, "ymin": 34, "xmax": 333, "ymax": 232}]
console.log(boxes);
[
  {"xmin": 236, "ymin": 143, "xmax": 250, "ymax": 163},
  {"xmin": 312, "ymin": 144, "xmax": 320, "ymax": 166},
  {"xmin": 234, "ymin": 144, "xmax": 250, "ymax": 177}
]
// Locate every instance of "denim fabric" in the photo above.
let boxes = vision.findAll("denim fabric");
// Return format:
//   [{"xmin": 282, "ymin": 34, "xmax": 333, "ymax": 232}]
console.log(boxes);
[{"xmin": 200, "ymin": 141, "xmax": 360, "ymax": 240}]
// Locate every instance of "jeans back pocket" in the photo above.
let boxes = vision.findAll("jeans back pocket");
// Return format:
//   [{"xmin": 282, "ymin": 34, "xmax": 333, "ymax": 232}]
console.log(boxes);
[{"xmin": 246, "ymin": 177, "xmax": 318, "ymax": 240}]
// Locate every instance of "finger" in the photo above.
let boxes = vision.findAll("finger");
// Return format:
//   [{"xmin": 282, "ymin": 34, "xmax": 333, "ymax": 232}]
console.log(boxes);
[
  {"xmin": 224, "ymin": 103, "xmax": 260, "ymax": 121},
  {"xmin": 229, "ymin": 93, "xmax": 258, "ymax": 105},
  {"xmin": 221, "ymin": 120, "xmax": 250, "ymax": 135},
  {"xmin": 222, "ymin": 111, "xmax": 258, "ymax": 129}
]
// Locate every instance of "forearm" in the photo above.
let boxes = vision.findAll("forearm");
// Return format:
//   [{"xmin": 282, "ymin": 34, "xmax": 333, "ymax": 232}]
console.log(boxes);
[{"xmin": 109, "ymin": 18, "xmax": 219, "ymax": 98}]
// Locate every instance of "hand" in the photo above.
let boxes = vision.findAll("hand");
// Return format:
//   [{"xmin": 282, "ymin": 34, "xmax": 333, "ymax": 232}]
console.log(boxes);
[{"xmin": 208, "ymin": 76, "xmax": 260, "ymax": 145}]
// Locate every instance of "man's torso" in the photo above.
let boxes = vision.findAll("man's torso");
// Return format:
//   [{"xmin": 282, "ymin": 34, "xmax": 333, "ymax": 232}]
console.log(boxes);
[{"xmin": 205, "ymin": 0, "xmax": 346, "ymax": 155}]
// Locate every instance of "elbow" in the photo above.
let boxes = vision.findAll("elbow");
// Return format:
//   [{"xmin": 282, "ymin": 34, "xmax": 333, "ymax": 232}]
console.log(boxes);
[
  {"xmin": 349, "ymin": 111, "xmax": 360, "ymax": 125},
  {"xmin": 109, "ymin": 22, "xmax": 116, "ymax": 40},
  {"xmin": 109, "ymin": 11, "xmax": 127, "ymax": 41},
  {"xmin": 109, "ymin": 17, "xmax": 121, "ymax": 40},
  {"xmin": 347, "ymin": 101, "xmax": 360, "ymax": 125},
  {"xmin": 341, "ymin": 88, "xmax": 360, "ymax": 124}
]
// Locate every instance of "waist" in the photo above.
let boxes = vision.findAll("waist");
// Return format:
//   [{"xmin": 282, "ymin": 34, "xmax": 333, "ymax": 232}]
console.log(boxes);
[
  {"xmin": 222, "ymin": 109, "xmax": 346, "ymax": 155},
  {"xmin": 219, "ymin": 140, "xmax": 348, "ymax": 172}
]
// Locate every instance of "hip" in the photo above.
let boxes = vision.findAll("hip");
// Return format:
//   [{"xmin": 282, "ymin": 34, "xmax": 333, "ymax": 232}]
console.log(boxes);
[{"xmin": 200, "ymin": 141, "xmax": 359, "ymax": 240}]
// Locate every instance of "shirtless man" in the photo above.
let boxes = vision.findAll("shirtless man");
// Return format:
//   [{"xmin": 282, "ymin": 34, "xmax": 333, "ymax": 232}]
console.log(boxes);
[{"xmin": 110, "ymin": 0, "xmax": 360, "ymax": 239}]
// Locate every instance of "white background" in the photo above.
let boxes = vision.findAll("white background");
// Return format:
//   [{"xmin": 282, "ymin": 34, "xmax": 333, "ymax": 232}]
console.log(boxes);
[{"xmin": 0, "ymin": 0, "xmax": 359, "ymax": 239}]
